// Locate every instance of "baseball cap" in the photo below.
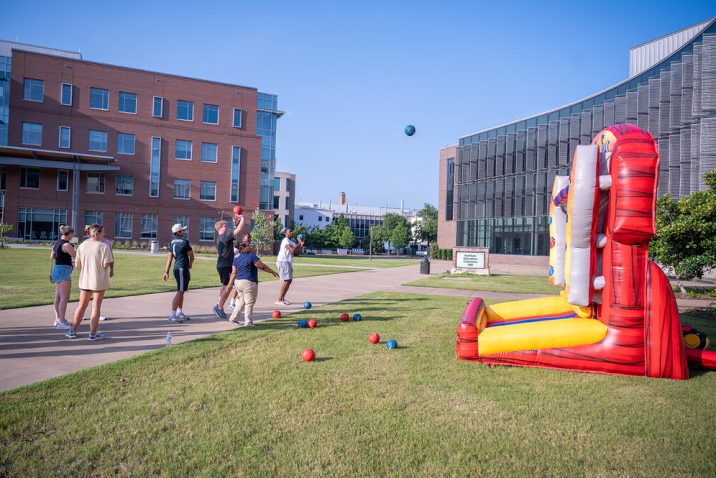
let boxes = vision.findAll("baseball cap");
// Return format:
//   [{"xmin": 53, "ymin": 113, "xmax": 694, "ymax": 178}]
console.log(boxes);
[{"xmin": 171, "ymin": 223, "xmax": 188, "ymax": 234}]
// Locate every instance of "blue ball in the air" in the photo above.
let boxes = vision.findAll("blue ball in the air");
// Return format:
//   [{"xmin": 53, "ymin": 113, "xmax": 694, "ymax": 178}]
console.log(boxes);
[
  {"xmin": 386, "ymin": 339, "xmax": 397, "ymax": 349},
  {"xmin": 298, "ymin": 233, "xmax": 305, "ymax": 241},
  {"xmin": 352, "ymin": 313, "xmax": 362, "ymax": 321},
  {"xmin": 404, "ymin": 124, "xmax": 416, "ymax": 136},
  {"xmin": 304, "ymin": 301, "xmax": 312, "ymax": 309},
  {"xmin": 297, "ymin": 319, "xmax": 309, "ymax": 328}
]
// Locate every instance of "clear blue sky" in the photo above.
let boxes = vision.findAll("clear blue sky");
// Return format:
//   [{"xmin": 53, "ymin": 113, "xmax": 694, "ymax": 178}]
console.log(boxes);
[{"xmin": 2, "ymin": 1, "xmax": 713, "ymax": 209}]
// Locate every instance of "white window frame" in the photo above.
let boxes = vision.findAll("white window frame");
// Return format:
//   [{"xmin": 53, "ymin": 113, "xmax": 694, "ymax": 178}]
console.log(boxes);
[
  {"xmin": 115, "ymin": 175, "xmax": 134, "ymax": 196},
  {"xmin": 115, "ymin": 212, "xmax": 133, "ymax": 239},
  {"xmin": 88, "ymin": 130, "xmax": 108, "ymax": 152},
  {"xmin": 203, "ymin": 103, "xmax": 219, "ymax": 125},
  {"xmin": 57, "ymin": 170, "xmax": 69, "ymax": 192},
  {"xmin": 175, "ymin": 140, "xmax": 192, "ymax": 161},
  {"xmin": 58, "ymin": 126, "xmax": 71, "ymax": 149},
  {"xmin": 201, "ymin": 142, "xmax": 218, "ymax": 163},
  {"xmin": 150, "ymin": 137, "xmax": 161, "ymax": 198},
  {"xmin": 233, "ymin": 108, "xmax": 243, "ymax": 128},
  {"xmin": 86, "ymin": 172, "xmax": 105, "ymax": 194},
  {"xmin": 199, "ymin": 181, "xmax": 217, "ymax": 201},
  {"xmin": 118, "ymin": 91, "xmax": 138, "ymax": 114},
  {"xmin": 140, "ymin": 214, "xmax": 158, "ymax": 239},
  {"xmin": 60, "ymin": 83, "xmax": 73, "ymax": 106},
  {"xmin": 89, "ymin": 87, "xmax": 110, "ymax": 111},
  {"xmin": 22, "ymin": 122, "xmax": 43, "ymax": 146},
  {"xmin": 176, "ymin": 100, "xmax": 194, "ymax": 122},
  {"xmin": 199, "ymin": 217, "xmax": 215, "ymax": 242},
  {"xmin": 152, "ymin": 96, "xmax": 163, "ymax": 118},
  {"xmin": 117, "ymin": 133, "xmax": 136, "ymax": 155},
  {"xmin": 23, "ymin": 78, "xmax": 44, "ymax": 102},
  {"xmin": 173, "ymin": 179, "xmax": 191, "ymax": 200}
]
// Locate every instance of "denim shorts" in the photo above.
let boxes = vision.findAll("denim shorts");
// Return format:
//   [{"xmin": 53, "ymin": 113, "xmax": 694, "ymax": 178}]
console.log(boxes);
[{"xmin": 51, "ymin": 264, "xmax": 73, "ymax": 283}]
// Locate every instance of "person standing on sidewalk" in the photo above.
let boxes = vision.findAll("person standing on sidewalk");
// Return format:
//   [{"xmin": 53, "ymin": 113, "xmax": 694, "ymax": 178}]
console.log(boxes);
[
  {"xmin": 228, "ymin": 232, "xmax": 253, "ymax": 312},
  {"xmin": 212, "ymin": 214, "xmax": 245, "ymax": 320},
  {"xmin": 82, "ymin": 223, "xmax": 112, "ymax": 322},
  {"xmin": 228, "ymin": 241, "xmax": 279, "ymax": 326},
  {"xmin": 66, "ymin": 224, "xmax": 114, "ymax": 341},
  {"xmin": 162, "ymin": 223, "xmax": 194, "ymax": 323},
  {"xmin": 275, "ymin": 228, "xmax": 303, "ymax": 305},
  {"xmin": 50, "ymin": 225, "xmax": 76, "ymax": 330}
]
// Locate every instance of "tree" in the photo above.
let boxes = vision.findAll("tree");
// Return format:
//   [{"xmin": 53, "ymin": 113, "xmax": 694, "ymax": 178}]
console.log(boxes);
[
  {"xmin": 272, "ymin": 215, "xmax": 284, "ymax": 241},
  {"xmin": 368, "ymin": 225, "xmax": 385, "ymax": 254},
  {"xmin": 337, "ymin": 225, "xmax": 355, "ymax": 250},
  {"xmin": 251, "ymin": 208, "xmax": 274, "ymax": 254},
  {"xmin": 381, "ymin": 213, "xmax": 411, "ymax": 255},
  {"xmin": 650, "ymin": 170, "xmax": 716, "ymax": 293},
  {"xmin": 416, "ymin": 203, "xmax": 438, "ymax": 250}
]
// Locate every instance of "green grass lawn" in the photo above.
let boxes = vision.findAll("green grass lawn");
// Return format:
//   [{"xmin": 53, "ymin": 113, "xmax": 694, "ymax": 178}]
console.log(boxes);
[
  {"xmin": 0, "ymin": 249, "xmax": 367, "ymax": 309},
  {"xmin": 404, "ymin": 272, "xmax": 562, "ymax": 295},
  {"xmin": 0, "ymin": 292, "xmax": 714, "ymax": 477}
]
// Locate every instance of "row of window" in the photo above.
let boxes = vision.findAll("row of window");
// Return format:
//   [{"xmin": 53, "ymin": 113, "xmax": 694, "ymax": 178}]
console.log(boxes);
[
  {"xmin": 22, "ymin": 78, "xmax": 244, "ymax": 127},
  {"xmin": 83, "ymin": 212, "xmax": 217, "ymax": 241},
  {"xmin": 17, "ymin": 167, "xmax": 219, "ymax": 201}
]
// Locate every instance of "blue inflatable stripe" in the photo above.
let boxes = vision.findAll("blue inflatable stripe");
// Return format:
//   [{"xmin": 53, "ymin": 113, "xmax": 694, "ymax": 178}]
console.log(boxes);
[{"xmin": 487, "ymin": 313, "xmax": 578, "ymax": 328}]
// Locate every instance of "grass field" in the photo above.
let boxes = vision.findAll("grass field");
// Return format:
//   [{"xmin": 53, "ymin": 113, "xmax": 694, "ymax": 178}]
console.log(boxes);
[
  {"xmin": 0, "ymin": 292, "xmax": 714, "ymax": 477},
  {"xmin": 0, "ymin": 249, "xmax": 384, "ymax": 309},
  {"xmin": 404, "ymin": 272, "xmax": 562, "ymax": 295}
]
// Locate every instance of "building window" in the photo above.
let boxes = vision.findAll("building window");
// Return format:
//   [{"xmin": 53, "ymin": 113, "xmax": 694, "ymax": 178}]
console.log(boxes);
[
  {"xmin": 318, "ymin": 216, "xmax": 323, "ymax": 222},
  {"xmin": 200, "ymin": 217, "xmax": 215, "ymax": 241},
  {"xmin": 174, "ymin": 179, "xmax": 191, "ymax": 199},
  {"xmin": 273, "ymin": 195, "xmax": 280, "ymax": 209},
  {"xmin": 84, "ymin": 210, "xmax": 103, "ymax": 228},
  {"xmin": 203, "ymin": 104, "xmax": 219, "ymax": 124},
  {"xmin": 273, "ymin": 177, "xmax": 280, "ymax": 191},
  {"xmin": 20, "ymin": 167, "xmax": 40, "ymax": 189},
  {"xmin": 115, "ymin": 175, "xmax": 134, "ymax": 196},
  {"xmin": 61, "ymin": 83, "xmax": 73, "ymax": 106},
  {"xmin": 153, "ymin": 96, "xmax": 163, "ymax": 118},
  {"xmin": 173, "ymin": 215, "xmax": 189, "ymax": 239},
  {"xmin": 140, "ymin": 214, "xmax": 158, "ymax": 239},
  {"xmin": 90, "ymin": 87, "xmax": 109, "ymax": 110},
  {"xmin": 176, "ymin": 140, "xmax": 192, "ymax": 160},
  {"xmin": 88, "ymin": 130, "xmax": 108, "ymax": 152},
  {"xmin": 117, "ymin": 133, "xmax": 136, "ymax": 155},
  {"xmin": 22, "ymin": 123, "xmax": 42, "ymax": 145},
  {"xmin": 87, "ymin": 172, "xmax": 105, "ymax": 193},
  {"xmin": 201, "ymin": 143, "xmax": 217, "ymax": 163},
  {"xmin": 18, "ymin": 208, "xmax": 67, "ymax": 241},
  {"xmin": 299, "ymin": 214, "xmax": 304, "ymax": 221},
  {"xmin": 200, "ymin": 181, "xmax": 216, "ymax": 201},
  {"xmin": 233, "ymin": 108, "xmax": 243, "ymax": 128},
  {"xmin": 59, "ymin": 126, "xmax": 71, "ymax": 149},
  {"xmin": 0, "ymin": 166, "xmax": 6, "ymax": 190},
  {"xmin": 150, "ymin": 137, "xmax": 161, "ymax": 197},
  {"xmin": 115, "ymin": 212, "xmax": 133, "ymax": 238},
  {"xmin": 23, "ymin": 78, "xmax": 44, "ymax": 102},
  {"xmin": 118, "ymin": 91, "xmax": 137, "ymax": 114},
  {"xmin": 57, "ymin": 170, "xmax": 69, "ymax": 191},
  {"xmin": 231, "ymin": 146, "xmax": 241, "ymax": 202},
  {"xmin": 177, "ymin": 100, "xmax": 193, "ymax": 121},
  {"xmin": 446, "ymin": 158, "xmax": 455, "ymax": 221}
]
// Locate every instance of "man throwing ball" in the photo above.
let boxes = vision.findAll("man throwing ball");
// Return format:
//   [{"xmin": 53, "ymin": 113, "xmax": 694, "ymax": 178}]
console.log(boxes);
[
  {"xmin": 275, "ymin": 228, "xmax": 303, "ymax": 305},
  {"xmin": 212, "ymin": 214, "xmax": 245, "ymax": 319}
]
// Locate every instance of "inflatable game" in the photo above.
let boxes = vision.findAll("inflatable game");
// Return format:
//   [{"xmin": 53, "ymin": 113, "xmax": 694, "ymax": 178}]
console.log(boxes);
[{"xmin": 456, "ymin": 124, "xmax": 716, "ymax": 379}]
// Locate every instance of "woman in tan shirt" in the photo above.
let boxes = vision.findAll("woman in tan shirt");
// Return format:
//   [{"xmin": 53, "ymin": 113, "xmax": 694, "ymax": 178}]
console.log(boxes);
[{"xmin": 66, "ymin": 224, "xmax": 114, "ymax": 340}]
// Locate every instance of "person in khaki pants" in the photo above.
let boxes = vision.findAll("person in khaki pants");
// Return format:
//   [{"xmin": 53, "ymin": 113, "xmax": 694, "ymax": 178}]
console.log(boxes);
[{"xmin": 228, "ymin": 242, "xmax": 278, "ymax": 326}]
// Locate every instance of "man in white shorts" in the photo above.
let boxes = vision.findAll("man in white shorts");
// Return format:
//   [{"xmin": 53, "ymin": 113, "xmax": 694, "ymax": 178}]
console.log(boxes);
[{"xmin": 275, "ymin": 228, "xmax": 303, "ymax": 305}]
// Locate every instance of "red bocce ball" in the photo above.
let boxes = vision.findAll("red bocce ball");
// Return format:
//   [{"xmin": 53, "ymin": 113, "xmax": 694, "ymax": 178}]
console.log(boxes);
[
  {"xmin": 272, "ymin": 310, "xmax": 281, "ymax": 319},
  {"xmin": 340, "ymin": 313, "xmax": 350, "ymax": 321},
  {"xmin": 307, "ymin": 319, "xmax": 317, "ymax": 328},
  {"xmin": 369, "ymin": 332, "xmax": 380, "ymax": 344},
  {"xmin": 302, "ymin": 348, "xmax": 316, "ymax": 362}
]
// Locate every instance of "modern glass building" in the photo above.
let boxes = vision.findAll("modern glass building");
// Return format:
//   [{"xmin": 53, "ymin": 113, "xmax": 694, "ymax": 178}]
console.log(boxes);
[
  {"xmin": 441, "ymin": 18, "xmax": 716, "ymax": 256},
  {"xmin": 256, "ymin": 92, "xmax": 284, "ymax": 209}
]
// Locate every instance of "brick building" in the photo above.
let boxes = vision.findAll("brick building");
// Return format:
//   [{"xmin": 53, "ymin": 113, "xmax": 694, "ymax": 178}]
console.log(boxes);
[{"xmin": 0, "ymin": 40, "xmax": 283, "ymax": 245}]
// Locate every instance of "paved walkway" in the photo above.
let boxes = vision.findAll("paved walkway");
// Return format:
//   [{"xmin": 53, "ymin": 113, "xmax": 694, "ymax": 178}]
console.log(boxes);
[{"xmin": 1, "ymin": 260, "xmax": 713, "ymax": 391}]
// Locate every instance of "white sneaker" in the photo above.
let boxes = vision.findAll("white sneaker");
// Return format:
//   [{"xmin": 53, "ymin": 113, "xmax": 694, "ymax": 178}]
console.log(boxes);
[
  {"xmin": 99, "ymin": 316, "xmax": 108, "ymax": 321},
  {"xmin": 274, "ymin": 301, "xmax": 285, "ymax": 305},
  {"xmin": 228, "ymin": 303, "xmax": 235, "ymax": 312},
  {"xmin": 54, "ymin": 321, "xmax": 72, "ymax": 330}
]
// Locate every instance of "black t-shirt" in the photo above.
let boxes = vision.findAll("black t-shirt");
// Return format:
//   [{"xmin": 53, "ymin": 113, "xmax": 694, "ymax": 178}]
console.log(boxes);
[
  {"xmin": 170, "ymin": 238, "xmax": 192, "ymax": 269},
  {"xmin": 217, "ymin": 232, "xmax": 234, "ymax": 268},
  {"xmin": 53, "ymin": 239, "xmax": 73, "ymax": 266}
]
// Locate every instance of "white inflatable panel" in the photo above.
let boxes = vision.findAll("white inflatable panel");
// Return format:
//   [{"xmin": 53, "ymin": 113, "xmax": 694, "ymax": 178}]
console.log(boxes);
[{"xmin": 548, "ymin": 175, "xmax": 570, "ymax": 287}]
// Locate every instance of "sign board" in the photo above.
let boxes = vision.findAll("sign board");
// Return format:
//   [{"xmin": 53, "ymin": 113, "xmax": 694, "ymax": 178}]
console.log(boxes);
[{"xmin": 456, "ymin": 251, "xmax": 485, "ymax": 269}]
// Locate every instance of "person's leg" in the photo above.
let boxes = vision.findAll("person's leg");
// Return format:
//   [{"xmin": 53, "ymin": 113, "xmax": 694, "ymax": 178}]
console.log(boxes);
[
  {"xmin": 71, "ymin": 290, "xmax": 92, "ymax": 333},
  {"xmin": 229, "ymin": 280, "xmax": 246, "ymax": 323},
  {"xmin": 218, "ymin": 283, "xmax": 232, "ymax": 309},
  {"xmin": 89, "ymin": 291, "xmax": 105, "ymax": 335},
  {"xmin": 244, "ymin": 281, "xmax": 258, "ymax": 325},
  {"xmin": 278, "ymin": 279, "xmax": 292, "ymax": 302},
  {"xmin": 173, "ymin": 291, "xmax": 184, "ymax": 310},
  {"xmin": 57, "ymin": 280, "xmax": 71, "ymax": 323},
  {"xmin": 53, "ymin": 283, "xmax": 61, "ymax": 324}
]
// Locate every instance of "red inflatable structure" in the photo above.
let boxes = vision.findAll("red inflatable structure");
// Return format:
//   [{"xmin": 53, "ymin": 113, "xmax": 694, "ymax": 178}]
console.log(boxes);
[{"xmin": 456, "ymin": 124, "xmax": 716, "ymax": 379}]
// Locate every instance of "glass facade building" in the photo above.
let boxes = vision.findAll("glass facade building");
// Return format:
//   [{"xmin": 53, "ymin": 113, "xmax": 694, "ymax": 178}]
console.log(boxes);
[
  {"xmin": 449, "ymin": 19, "xmax": 716, "ymax": 256},
  {"xmin": 256, "ymin": 92, "xmax": 284, "ymax": 210}
]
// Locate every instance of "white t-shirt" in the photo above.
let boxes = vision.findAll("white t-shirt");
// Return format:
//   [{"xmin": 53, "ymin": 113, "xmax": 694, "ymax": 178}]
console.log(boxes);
[
  {"xmin": 76, "ymin": 239, "xmax": 114, "ymax": 291},
  {"xmin": 276, "ymin": 237, "xmax": 297, "ymax": 263}
]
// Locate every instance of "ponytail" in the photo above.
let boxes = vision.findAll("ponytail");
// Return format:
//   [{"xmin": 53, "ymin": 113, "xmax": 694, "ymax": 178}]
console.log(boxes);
[{"xmin": 59, "ymin": 225, "xmax": 74, "ymax": 236}]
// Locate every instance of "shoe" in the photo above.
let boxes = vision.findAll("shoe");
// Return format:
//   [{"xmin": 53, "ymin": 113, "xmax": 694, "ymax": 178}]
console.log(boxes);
[
  {"xmin": 212, "ymin": 305, "xmax": 227, "ymax": 320},
  {"xmin": 177, "ymin": 312, "xmax": 191, "ymax": 321},
  {"xmin": 244, "ymin": 321, "xmax": 254, "ymax": 326},
  {"xmin": 228, "ymin": 303, "xmax": 235, "ymax": 312},
  {"xmin": 169, "ymin": 314, "xmax": 184, "ymax": 323},
  {"xmin": 282, "ymin": 300, "xmax": 291, "ymax": 305},
  {"xmin": 55, "ymin": 321, "xmax": 72, "ymax": 330},
  {"xmin": 65, "ymin": 330, "xmax": 77, "ymax": 339},
  {"xmin": 99, "ymin": 316, "xmax": 109, "ymax": 321},
  {"xmin": 275, "ymin": 301, "xmax": 285, "ymax": 305},
  {"xmin": 88, "ymin": 332, "xmax": 105, "ymax": 341},
  {"xmin": 228, "ymin": 318, "xmax": 240, "ymax": 326}
]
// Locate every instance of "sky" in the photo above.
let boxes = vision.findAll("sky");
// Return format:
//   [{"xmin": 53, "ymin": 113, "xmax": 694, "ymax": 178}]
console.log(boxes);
[{"xmin": 2, "ymin": 1, "xmax": 713, "ymax": 210}]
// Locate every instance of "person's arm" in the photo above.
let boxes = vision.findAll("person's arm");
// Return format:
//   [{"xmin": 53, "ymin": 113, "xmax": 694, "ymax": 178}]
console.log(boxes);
[
  {"xmin": 163, "ymin": 252, "xmax": 174, "ymax": 281},
  {"xmin": 228, "ymin": 265, "xmax": 238, "ymax": 284},
  {"xmin": 255, "ymin": 259, "xmax": 279, "ymax": 278},
  {"xmin": 74, "ymin": 254, "xmax": 82, "ymax": 271},
  {"xmin": 188, "ymin": 249, "xmax": 195, "ymax": 269},
  {"xmin": 103, "ymin": 247, "xmax": 114, "ymax": 276},
  {"xmin": 294, "ymin": 238, "xmax": 304, "ymax": 256},
  {"xmin": 50, "ymin": 248, "xmax": 56, "ymax": 260},
  {"xmin": 62, "ymin": 243, "xmax": 77, "ymax": 258},
  {"xmin": 232, "ymin": 215, "xmax": 245, "ymax": 237}
]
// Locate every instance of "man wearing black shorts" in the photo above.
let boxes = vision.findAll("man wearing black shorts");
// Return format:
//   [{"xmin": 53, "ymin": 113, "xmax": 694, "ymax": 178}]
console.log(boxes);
[
  {"xmin": 212, "ymin": 215, "xmax": 245, "ymax": 319},
  {"xmin": 162, "ymin": 223, "xmax": 194, "ymax": 323}
]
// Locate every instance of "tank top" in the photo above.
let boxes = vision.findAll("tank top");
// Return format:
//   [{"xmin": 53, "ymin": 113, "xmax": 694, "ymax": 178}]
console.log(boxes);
[{"xmin": 53, "ymin": 239, "xmax": 73, "ymax": 266}]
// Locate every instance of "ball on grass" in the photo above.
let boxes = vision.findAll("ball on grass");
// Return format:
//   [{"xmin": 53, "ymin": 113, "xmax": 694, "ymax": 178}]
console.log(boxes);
[
  {"xmin": 369, "ymin": 332, "xmax": 380, "ymax": 344},
  {"xmin": 272, "ymin": 310, "xmax": 281, "ymax": 319},
  {"xmin": 308, "ymin": 319, "xmax": 317, "ymax": 328},
  {"xmin": 386, "ymin": 339, "xmax": 397, "ymax": 349},
  {"xmin": 233, "ymin": 205, "xmax": 243, "ymax": 215},
  {"xmin": 352, "ymin": 313, "xmax": 362, "ymax": 321},
  {"xmin": 302, "ymin": 348, "xmax": 316, "ymax": 362},
  {"xmin": 304, "ymin": 301, "xmax": 312, "ymax": 309},
  {"xmin": 297, "ymin": 319, "xmax": 308, "ymax": 328},
  {"xmin": 340, "ymin": 313, "xmax": 350, "ymax": 322}
]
